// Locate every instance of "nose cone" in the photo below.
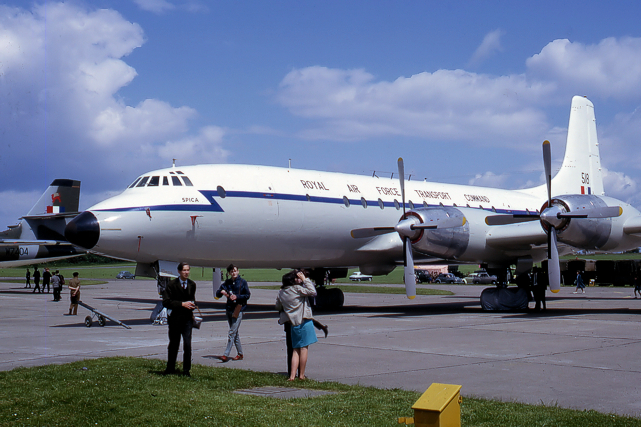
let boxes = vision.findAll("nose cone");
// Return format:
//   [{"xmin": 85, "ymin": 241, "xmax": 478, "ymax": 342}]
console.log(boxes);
[{"xmin": 65, "ymin": 211, "xmax": 100, "ymax": 249}]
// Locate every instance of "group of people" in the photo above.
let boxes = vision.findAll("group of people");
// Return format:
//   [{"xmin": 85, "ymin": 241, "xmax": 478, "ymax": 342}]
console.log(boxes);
[
  {"xmin": 24, "ymin": 268, "xmax": 81, "ymax": 314},
  {"xmin": 161, "ymin": 262, "xmax": 326, "ymax": 380}
]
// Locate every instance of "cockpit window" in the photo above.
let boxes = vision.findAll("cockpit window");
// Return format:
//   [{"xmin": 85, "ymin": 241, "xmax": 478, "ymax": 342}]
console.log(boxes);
[
  {"xmin": 181, "ymin": 176, "xmax": 193, "ymax": 186},
  {"xmin": 162, "ymin": 176, "xmax": 169, "ymax": 186},
  {"xmin": 136, "ymin": 176, "xmax": 149, "ymax": 187},
  {"xmin": 148, "ymin": 176, "xmax": 160, "ymax": 187},
  {"xmin": 128, "ymin": 177, "xmax": 141, "ymax": 188},
  {"xmin": 171, "ymin": 176, "xmax": 182, "ymax": 186}
]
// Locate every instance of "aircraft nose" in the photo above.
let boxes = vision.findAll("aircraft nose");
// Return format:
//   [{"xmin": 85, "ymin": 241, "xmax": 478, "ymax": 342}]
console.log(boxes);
[{"xmin": 65, "ymin": 211, "xmax": 100, "ymax": 249}]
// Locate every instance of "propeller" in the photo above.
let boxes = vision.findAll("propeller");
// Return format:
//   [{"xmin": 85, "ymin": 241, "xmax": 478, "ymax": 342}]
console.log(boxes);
[
  {"xmin": 350, "ymin": 157, "xmax": 466, "ymax": 299},
  {"xmin": 398, "ymin": 158, "xmax": 416, "ymax": 299}
]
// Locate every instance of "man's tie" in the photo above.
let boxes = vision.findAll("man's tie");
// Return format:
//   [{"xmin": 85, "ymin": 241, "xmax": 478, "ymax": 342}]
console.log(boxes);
[{"xmin": 182, "ymin": 281, "xmax": 187, "ymax": 289}]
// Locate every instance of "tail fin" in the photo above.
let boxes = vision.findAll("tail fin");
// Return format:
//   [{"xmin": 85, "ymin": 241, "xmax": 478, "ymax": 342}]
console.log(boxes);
[
  {"xmin": 551, "ymin": 96, "xmax": 604, "ymax": 196},
  {"xmin": 26, "ymin": 179, "xmax": 81, "ymax": 217}
]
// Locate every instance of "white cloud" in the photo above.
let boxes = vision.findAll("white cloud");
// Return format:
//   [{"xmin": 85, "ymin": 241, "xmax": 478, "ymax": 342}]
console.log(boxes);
[
  {"xmin": 469, "ymin": 29, "xmax": 505, "ymax": 66},
  {"xmin": 468, "ymin": 171, "xmax": 510, "ymax": 188},
  {"xmin": 156, "ymin": 126, "xmax": 230, "ymax": 165},
  {"xmin": 602, "ymin": 168, "xmax": 640, "ymax": 206},
  {"xmin": 133, "ymin": 0, "xmax": 176, "ymax": 14},
  {"xmin": 526, "ymin": 37, "xmax": 641, "ymax": 100},
  {"xmin": 0, "ymin": 2, "xmax": 228, "ymax": 200},
  {"xmin": 277, "ymin": 66, "xmax": 553, "ymax": 143}
]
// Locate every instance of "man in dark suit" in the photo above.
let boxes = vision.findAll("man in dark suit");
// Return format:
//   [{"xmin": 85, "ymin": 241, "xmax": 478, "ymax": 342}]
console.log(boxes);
[{"xmin": 162, "ymin": 262, "xmax": 197, "ymax": 376}]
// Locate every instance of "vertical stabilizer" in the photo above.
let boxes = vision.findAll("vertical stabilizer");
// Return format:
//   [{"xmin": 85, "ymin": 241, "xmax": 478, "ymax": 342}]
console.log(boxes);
[
  {"xmin": 551, "ymin": 96, "xmax": 604, "ymax": 196},
  {"xmin": 27, "ymin": 179, "xmax": 81, "ymax": 216}
]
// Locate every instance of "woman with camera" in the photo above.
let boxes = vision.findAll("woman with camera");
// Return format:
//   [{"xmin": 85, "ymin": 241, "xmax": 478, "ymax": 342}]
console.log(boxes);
[{"xmin": 276, "ymin": 270, "xmax": 318, "ymax": 381}]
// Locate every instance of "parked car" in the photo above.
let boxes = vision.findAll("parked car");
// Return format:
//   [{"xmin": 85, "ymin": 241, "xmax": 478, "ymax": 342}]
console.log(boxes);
[
  {"xmin": 470, "ymin": 271, "xmax": 498, "ymax": 284},
  {"xmin": 433, "ymin": 273, "xmax": 464, "ymax": 284},
  {"xmin": 349, "ymin": 271, "xmax": 373, "ymax": 281},
  {"xmin": 415, "ymin": 270, "xmax": 432, "ymax": 283},
  {"xmin": 116, "ymin": 271, "xmax": 135, "ymax": 279}
]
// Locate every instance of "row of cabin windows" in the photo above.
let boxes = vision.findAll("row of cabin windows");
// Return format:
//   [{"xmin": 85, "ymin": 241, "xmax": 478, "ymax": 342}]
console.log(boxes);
[
  {"xmin": 128, "ymin": 171, "xmax": 193, "ymax": 189},
  {"xmin": 339, "ymin": 196, "xmax": 498, "ymax": 212}
]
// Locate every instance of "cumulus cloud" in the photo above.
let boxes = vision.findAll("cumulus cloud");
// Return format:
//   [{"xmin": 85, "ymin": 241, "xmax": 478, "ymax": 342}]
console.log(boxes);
[
  {"xmin": 0, "ymin": 2, "xmax": 227, "ymax": 199},
  {"xmin": 277, "ymin": 66, "xmax": 553, "ymax": 143},
  {"xmin": 469, "ymin": 29, "xmax": 505, "ymax": 66},
  {"xmin": 526, "ymin": 37, "xmax": 641, "ymax": 100}
]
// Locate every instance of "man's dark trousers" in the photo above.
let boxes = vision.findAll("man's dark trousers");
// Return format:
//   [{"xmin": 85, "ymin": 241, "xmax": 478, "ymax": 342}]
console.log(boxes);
[{"xmin": 167, "ymin": 315, "xmax": 193, "ymax": 373}]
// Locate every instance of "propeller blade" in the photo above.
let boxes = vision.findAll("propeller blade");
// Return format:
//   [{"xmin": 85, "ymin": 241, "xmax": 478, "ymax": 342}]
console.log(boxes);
[
  {"xmin": 542, "ymin": 140, "xmax": 552, "ymax": 206},
  {"xmin": 403, "ymin": 237, "xmax": 416, "ymax": 299},
  {"xmin": 397, "ymin": 157, "xmax": 406, "ymax": 215},
  {"xmin": 351, "ymin": 227, "xmax": 395, "ymax": 239},
  {"xmin": 548, "ymin": 228, "xmax": 561, "ymax": 293},
  {"xmin": 559, "ymin": 206, "xmax": 622, "ymax": 219},
  {"xmin": 485, "ymin": 214, "xmax": 540, "ymax": 226}
]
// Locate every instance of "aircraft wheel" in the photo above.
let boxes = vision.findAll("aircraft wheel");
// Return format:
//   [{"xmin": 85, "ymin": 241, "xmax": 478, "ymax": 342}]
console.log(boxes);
[
  {"xmin": 85, "ymin": 316, "xmax": 92, "ymax": 327},
  {"xmin": 98, "ymin": 315, "xmax": 106, "ymax": 327}
]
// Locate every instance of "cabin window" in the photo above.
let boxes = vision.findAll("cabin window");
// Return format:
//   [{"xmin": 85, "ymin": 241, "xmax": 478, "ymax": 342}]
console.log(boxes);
[
  {"xmin": 394, "ymin": 199, "xmax": 400, "ymax": 210},
  {"xmin": 148, "ymin": 176, "xmax": 160, "ymax": 187},
  {"xmin": 176, "ymin": 171, "xmax": 184, "ymax": 174},
  {"xmin": 378, "ymin": 198, "xmax": 384, "ymax": 209},
  {"xmin": 217, "ymin": 186, "xmax": 226, "ymax": 198},
  {"xmin": 181, "ymin": 176, "xmax": 194, "ymax": 186},
  {"xmin": 343, "ymin": 196, "xmax": 350, "ymax": 207},
  {"xmin": 128, "ymin": 177, "xmax": 141, "ymax": 188},
  {"xmin": 409, "ymin": 201, "xmax": 414, "ymax": 210},
  {"xmin": 306, "ymin": 194, "xmax": 311, "ymax": 202},
  {"xmin": 162, "ymin": 176, "xmax": 169, "ymax": 186},
  {"xmin": 136, "ymin": 176, "xmax": 149, "ymax": 187},
  {"xmin": 423, "ymin": 201, "xmax": 428, "ymax": 208},
  {"xmin": 361, "ymin": 197, "xmax": 367, "ymax": 208},
  {"xmin": 171, "ymin": 176, "xmax": 182, "ymax": 186}
]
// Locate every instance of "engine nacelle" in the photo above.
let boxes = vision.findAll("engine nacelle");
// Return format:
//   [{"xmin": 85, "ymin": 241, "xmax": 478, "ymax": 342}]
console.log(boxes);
[
  {"xmin": 406, "ymin": 207, "xmax": 470, "ymax": 259},
  {"xmin": 551, "ymin": 195, "xmax": 613, "ymax": 249}
]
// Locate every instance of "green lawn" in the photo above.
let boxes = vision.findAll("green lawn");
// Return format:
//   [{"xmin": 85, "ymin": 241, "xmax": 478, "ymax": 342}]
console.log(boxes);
[{"xmin": 1, "ymin": 357, "xmax": 638, "ymax": 426}]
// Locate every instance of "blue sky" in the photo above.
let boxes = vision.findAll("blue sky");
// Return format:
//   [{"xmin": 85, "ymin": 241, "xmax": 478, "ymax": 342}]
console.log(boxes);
[{"xmin": 1, "ymin": 1, "xmax": 641, "ymax": 227}]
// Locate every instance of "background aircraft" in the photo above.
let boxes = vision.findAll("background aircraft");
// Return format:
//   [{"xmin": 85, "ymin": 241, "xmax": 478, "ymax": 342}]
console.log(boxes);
[
  {"xmin": 0, "ymin": 179, "xmax": 85, "ymax": 267},
  {"xmin": 65, "ymin": 97, "xmax": 641, "ymax": 305}
]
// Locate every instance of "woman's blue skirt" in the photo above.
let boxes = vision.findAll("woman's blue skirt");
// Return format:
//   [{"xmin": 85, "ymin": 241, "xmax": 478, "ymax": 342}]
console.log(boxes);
[{"xmin": 291, "ymin": 319, "xmax": 318, "ymax": 348}]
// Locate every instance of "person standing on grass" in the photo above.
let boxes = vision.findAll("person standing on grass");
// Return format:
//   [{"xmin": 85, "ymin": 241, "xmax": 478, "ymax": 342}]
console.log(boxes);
[
  {"xmin": 25, "ymin": 269, "xmax": 31, "ymax": 288},
  {"xmin": 162, "ymin": 262, "xmax": 196, "ymax": 376}
]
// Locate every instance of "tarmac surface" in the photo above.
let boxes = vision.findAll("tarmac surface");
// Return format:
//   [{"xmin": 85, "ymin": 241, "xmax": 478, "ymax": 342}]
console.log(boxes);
[{"xmin": 2, "ymin": 278, "xmax": 641, "ymax": 417}]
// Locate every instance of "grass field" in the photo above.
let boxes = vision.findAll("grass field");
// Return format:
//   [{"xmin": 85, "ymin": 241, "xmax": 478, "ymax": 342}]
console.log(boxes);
[
  {"xmin": 1, "ymin": 357, "xmax": 639, "ymax": 427},
  {"xmin": 3, "ymin": 252, "xmax": 639, "ymax": 286}
]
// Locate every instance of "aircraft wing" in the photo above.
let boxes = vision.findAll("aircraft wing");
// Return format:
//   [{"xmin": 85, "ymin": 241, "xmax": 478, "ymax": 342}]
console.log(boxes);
[{"xmin": 0, "ymin": 239, "xmax": 74, "ymax": 247}]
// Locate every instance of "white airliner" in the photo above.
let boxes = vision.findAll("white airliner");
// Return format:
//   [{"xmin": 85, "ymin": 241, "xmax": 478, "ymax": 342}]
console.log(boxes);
[
  {"xmin": 0, "ymin": 179, "xmax": 85, "ymax": 267},
  {"xmin": 65, "ymin": 96, "xmax": 641, "ymax": 302}
]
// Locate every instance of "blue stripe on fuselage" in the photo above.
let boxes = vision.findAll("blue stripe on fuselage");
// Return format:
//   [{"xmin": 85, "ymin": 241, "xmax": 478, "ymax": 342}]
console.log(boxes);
[{"xmin": 93, "ymin": 189, "xmax": 535, "ymax": 217}]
